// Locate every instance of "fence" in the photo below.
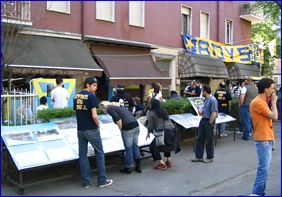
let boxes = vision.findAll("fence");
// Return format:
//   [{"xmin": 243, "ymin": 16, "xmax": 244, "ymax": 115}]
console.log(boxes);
[{"xmin": 1, "ymin": 88, "xmax": 38, "ymax": 126}]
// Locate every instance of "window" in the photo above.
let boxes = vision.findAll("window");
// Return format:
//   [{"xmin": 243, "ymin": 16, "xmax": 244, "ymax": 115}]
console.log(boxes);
[
  {"xmin": 181, "ymin": 6, "xmax": 192, "ymax": 35},
  {"xmin": 47, "ymin": 1, "xmax": 70, "ymax": 14},
  {"xmin": 200, "ymin": 12, "xmax": 210, "ymax": 39},
  {"xmin": 96, "ymin": 1, "xmax": 115, "ymax": 22},
  {"xmin": 129, "ymin": 1, "xmax": 145, "ymax": 27},
  {"xmin": 225, "ymin": 19, "xmax": 233, "ymax": 44}
]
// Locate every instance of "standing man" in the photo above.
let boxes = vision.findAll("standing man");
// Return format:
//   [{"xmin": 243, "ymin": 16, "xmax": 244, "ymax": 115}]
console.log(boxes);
[
  {"xmin": 250, "ymin": 78, "xmax": 278, "ymax": 196},
  {"xmin": 214, "ymin": 82, "xmax": 232, "ymax": 137},
  {"xmin": 191, "ymin": 85, "xmax": 218, "ymax": 163},
  {"xmin": 110, "ymin": 85, "xmax": 135, "ymax": 113},
  {"xmin": 51, "ymin": 78, "xmax": 69, "ymax": 108},
  {"xmin": 100, "ymin": 101, "xmax": 142, "ymax": 174},
  {"xmin": 239, "ymin": 77, "xmax": 258, "ymax": 140},
  {"xmin": 74, "ymin": 77, "xmax": 113, "ymax": 188}
]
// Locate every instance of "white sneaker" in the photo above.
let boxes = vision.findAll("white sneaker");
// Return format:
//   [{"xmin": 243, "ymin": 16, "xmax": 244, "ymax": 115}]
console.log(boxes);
[
  {"xmin": 236, "ymin": 131, "xmax": 243, "ymax": 135},
  {"xmin": 98, "ymin": 179, "xmax": 113, "ymax": 188},
  {"xmin": 220, "ymin": 133, "xmax": 228, "ymax": 137}
]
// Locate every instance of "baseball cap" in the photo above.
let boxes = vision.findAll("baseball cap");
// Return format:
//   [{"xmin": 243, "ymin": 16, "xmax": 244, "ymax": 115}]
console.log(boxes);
[
  {"xmin": 116, "ymin": 84, "xmax": 125, "ymax": 90},
  {"xmin": 84, "ymin": 77, "xmax": 98, "ymax": 85}
]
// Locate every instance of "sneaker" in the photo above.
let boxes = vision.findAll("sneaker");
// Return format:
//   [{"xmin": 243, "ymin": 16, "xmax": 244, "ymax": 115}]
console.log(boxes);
[
  {"xmin": 83, "ymin": 180, "xmax": 92, "ymax": 189},
  {"xmin": 153, "ymin": 163, "xmax": 167, "ymax": 170},
  {"xmin": 203, "ymin": 158, "xmax": 213, "ymax": 163},
  {"xmin": 98, "ymin": 179, "xmax": 113, "ymax": 188},
  {"xmin": 165, "ymin": 160, "xmax": 172, "ymax": 168},
  {"xmin": 220, "ymin": 133, "xmax": 228, "ymax": 137},
  {"xmin": 191, "ymin": 157, "xmax": 203, "ymax": 162},
  {"xmin": 249, "ymin": 194, "xmax": 259, "ymax": 196},
  {"xmin": 236, "ymin": 131, "xmax": 243, "ymax": 135}
]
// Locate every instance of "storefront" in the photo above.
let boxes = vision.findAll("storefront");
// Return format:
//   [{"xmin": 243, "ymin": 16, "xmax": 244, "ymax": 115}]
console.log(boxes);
[
  {"xmin": 85, "ymin": 37, "xmax": 171, "ymax": 101},
  {"xmin": 2, "ymin": 34, "xmax": 103, "ymax": 89}
]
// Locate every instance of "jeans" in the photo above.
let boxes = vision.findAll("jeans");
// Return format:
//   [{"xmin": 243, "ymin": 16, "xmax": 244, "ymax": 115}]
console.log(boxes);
[
  {"xmin": 78, "ymin": 129, "xmax": 107, "ymax": 186},
  {"xmin": 121, "ymin": 126, "xmax": 141, "ymax": 168},
  {"xmin": 149, "ymin": 138, "xmax": 171, "ymax": 161},
  {"xmin": 219, "ymin": 122, "xmax": 227, "ymax": 134},
  {"xmin": 252, "ymin": 141, "xmax": 273, "ymax": 196},
  {"xmin": 195, "ymin": 118, "xmax": 214, "ymax": 159},
  {"xmin": 240, "ymin": 105, "xmax": 251, "ymax": 139}
]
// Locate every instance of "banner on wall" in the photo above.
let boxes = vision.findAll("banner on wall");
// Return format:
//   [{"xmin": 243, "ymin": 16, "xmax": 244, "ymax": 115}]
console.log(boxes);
[
  {"xmin": 32, "ymin": 78, "xmax": 76, "ymax": 108},
  {"xmin": 182, "ymin": 34, "xmax": 263, "ymax": 64}
]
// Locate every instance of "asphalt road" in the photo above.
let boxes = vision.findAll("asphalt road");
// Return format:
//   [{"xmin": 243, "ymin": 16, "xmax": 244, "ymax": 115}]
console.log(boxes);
[{"xmin": 1, "ymin": 121, "xmax": 281, "ymax": 196}]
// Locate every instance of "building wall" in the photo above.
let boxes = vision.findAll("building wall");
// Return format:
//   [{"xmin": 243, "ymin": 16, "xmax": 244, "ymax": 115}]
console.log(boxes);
[{"xmin": 29, "ymin": 1, "xmax": 251, "ymax": 47}]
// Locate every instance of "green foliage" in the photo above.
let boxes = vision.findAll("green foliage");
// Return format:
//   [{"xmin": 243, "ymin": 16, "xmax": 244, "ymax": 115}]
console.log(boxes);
[
  {"xmin": 160, "ymin": 99, "xmax": 194, "ymax": 115},
  {"xmin": 251, "ymin": 1, "xmax": 281, "ymax": 76},
  {"xmin": 37, "ymin": 108, "xmax": 75, "ymax": 121}
]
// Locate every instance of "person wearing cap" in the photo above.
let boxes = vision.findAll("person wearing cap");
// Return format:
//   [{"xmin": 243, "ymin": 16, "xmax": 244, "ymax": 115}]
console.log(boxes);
[
  {"xmin": 169, "ymin": 90, "xmax": 183, "ymax": 100},
  {"xmin": 239, "ymin": 76, "xmax": 258, "ymax": 140},
  {"xmin": 51, "ymin": 78, "xmax": 69, "ymax": 108},
  {"xmin": 99, "ymin": 101, "xmax": 142, "ymax": 174},
  {"xmin": 74, "ymin": 77, "xmax": 113, "ymax": 188},
  {"xmin": 214, "ymin": 81, "xmax": 232, "ymax": 137},
  {"xmin": 110, "ymin": 85, "xmax": 135, "ymax": 113}
]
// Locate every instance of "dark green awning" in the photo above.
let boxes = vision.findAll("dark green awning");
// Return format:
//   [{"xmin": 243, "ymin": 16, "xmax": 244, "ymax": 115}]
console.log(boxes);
[{"xmin": 2, "ymin": 34, "xmax": 103, "ymax": 76}]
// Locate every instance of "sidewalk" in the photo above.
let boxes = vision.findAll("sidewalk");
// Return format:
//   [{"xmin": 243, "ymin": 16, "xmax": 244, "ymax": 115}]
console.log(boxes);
[{"xmin": 1, "ymin": 121, "xmax": 281, "ymax": 196}]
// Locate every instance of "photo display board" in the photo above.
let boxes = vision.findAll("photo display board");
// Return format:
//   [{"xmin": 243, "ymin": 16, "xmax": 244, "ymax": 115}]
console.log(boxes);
[
  {"xmin": 1, "ymin": 115, "xmax": 153, "ymax": 170},
  {"xmin": 169, "ymin": 113, "xmax": 236, "ymax": 129}
]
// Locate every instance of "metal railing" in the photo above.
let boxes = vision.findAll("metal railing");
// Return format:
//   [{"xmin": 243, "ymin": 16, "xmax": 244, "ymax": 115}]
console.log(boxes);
[
  {"xmin": 1, "ymin": 1, "xmax": 31, "ymax": 22},
  {"xmin": 1, "ymin": 88, "xmax": 38, "ymax": 126}
]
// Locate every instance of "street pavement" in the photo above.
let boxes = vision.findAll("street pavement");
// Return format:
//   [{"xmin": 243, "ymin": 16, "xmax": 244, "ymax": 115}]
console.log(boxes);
[{"xmin": 1, "ymin": 121, "xmax": 281, "ymax": 196}]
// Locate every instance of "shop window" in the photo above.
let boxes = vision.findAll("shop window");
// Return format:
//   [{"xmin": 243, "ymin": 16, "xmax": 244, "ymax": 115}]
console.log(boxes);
[
  {"xmin": 96, "ymin": 1, "xmax": 115, "ymax": 22},
  {"xmin": 181, "ymin": 6, "xmax": 192, "ymax": 35},
  {"xmin": 200, "ymin": 12, "xmax": 210, "ymax": 39},
  {"xmin": 47, "ymin": 1, "xmax": 70, "ymax": 14},
  {"xmin": 129, "ymin": 1, "xmax": 145, "ymax": 27}
]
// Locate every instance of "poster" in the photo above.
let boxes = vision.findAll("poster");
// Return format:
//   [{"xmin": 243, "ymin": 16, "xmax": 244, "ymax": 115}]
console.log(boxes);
[
  {"xmin": 169, "ymin": 113, "xmax": 201, "ymax": 129},
  {"xmin": 4, "ymin": 132, "xmax": 35, "ymax": 146},
  {"xmin": 188, "ymin": 97, "xmax": 205, "ymax": 116},
  {"xmin": 33, "ymin": 128, "xmax": 63, "ymax": 142}
]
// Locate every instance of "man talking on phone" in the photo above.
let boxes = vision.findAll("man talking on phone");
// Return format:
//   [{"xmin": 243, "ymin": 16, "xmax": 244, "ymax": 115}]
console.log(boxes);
[{"xmin": 249, "ymin": 78, "xmax": 278, "ymax": 196}]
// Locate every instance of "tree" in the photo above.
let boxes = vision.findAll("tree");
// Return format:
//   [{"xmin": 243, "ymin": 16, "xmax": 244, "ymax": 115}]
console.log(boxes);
[
  {"xmin": 1, "ymin": 1, "xmax": 46, "ymax": 91},
  {"xmin": 250, "ymin": 1, "xmax": 281, "ymax": 76}
]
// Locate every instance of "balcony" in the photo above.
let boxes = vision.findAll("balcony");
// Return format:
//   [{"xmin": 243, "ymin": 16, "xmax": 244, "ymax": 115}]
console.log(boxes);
[
  {"xmin": 240, "ymin": 3, "xmax": 264, "ymax": 24},
  {"xmin": 1, "ymin": 1, "xmax": 32, "ymax": 26}
]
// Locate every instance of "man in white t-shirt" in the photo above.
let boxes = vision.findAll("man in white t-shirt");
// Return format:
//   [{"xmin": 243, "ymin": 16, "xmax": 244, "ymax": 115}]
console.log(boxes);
[{"xmin": 51, "ymin": 78, "xmax": 69, "ymax": 109}]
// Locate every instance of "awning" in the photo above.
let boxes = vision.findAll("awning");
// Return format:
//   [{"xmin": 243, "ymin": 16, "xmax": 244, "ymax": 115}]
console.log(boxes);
[
  {"xmin": 2, "ymin": 34, "xmax": 103, "ymax": 76},
  {"xmin": 89, "ymin": 43, "xmax": 171, "ymax": 85},
  {"xmin": 178, "ymin": 52, "xmax": 228, "ymax": 78},
  {"xmin": 225, "ymin": 62, "xmax": 260, "ymax": 79}
]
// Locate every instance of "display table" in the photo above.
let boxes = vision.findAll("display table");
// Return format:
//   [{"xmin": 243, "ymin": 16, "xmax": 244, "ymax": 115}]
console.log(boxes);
[
  {"xmin": 169, "ymin": 113, "xmax": 237, "ymax": 150},
  {"xmin": 1, "ymin": 115, "xmax": 154, "ymax": 194}
]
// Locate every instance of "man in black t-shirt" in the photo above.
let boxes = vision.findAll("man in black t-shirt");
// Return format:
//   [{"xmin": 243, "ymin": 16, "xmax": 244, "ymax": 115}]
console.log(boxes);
[
  {"xmin": 214, "ymin": 82, "xmax": 232, "ymax": 137},
  {"xmin": 100, "ymin": 101, "xmax": 142, "ymax": 174},
  {"xmin": 74, "ymin": 77, "xmax": 113, "ymax": 188}
]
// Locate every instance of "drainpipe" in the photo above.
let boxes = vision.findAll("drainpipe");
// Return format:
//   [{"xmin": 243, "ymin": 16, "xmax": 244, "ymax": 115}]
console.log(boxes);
[
  {"xmin": 217, "ymin": 1, "xmax": 220, "ymax": 42},
  {"xmin": 81, "ymin": 1, "xmax": 84, "ymax": 40}
]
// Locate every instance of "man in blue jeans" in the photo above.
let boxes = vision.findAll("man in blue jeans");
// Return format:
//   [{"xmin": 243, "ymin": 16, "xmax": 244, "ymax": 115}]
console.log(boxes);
[
  {"xmin": 239, "ymin": 77, "xmax": 258, "ymax": 140},
  {"xmin": 74, "ymin": 77, "xmax": 113, "ymax": 188},
  {"xmin": 191, "ymin": 85, "xmax": 218, "ymax": 163},
  {"xmin": 100, "ymin": 101, "xmax": 142, "ymax": 174},
  {"xmin": 250, "ymin": 78, "xmax": 278, "ymax": 196}
]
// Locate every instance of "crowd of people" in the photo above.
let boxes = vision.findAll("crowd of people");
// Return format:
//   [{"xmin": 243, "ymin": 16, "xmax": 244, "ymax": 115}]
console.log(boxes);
[{"xmin": 33, "ymin": 76, "xmax": 278, "ymax": 196}]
